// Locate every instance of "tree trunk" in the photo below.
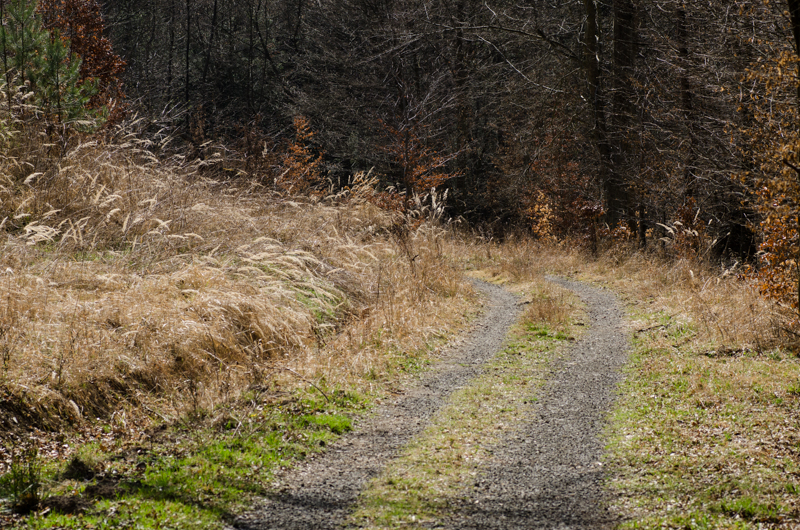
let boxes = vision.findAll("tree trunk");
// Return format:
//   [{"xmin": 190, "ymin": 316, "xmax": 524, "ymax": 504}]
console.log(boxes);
[
  {"xmin": 185, "ymin": 0, "xmax": 191, "ymax": 104},
  {"xmin": 609, "ymin": 0, "xmax": 637, "ymax": 229},
  {"xmin": 676, "ymin": 4, "xmax": 695, "ymax": 198},
  {"xmin": 0, "ymin": 0, "xmax": 11, "ymax": 112},
  {"xmin": 202, "ymin": 0, "xmax": 218, "ymax": 88},
  {"xmin": 583, "ymin": 0, "xmax": 614, "ymax": 224},
  {"xmin": 167, "ymin": 0, "xmax": 175, "ymax": 101}
]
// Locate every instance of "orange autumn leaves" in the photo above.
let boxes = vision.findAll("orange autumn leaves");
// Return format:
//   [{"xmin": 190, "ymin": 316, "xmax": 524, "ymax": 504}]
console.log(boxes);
[
  {"xmin": 741, "ymin": 49, "xmax": 800, "ymax": 314},
  {"xmin": 379, "ymin": 121, "xmax": 460, "ymax": 195},
  {"xmin": 277, "ymin": 116, "xmax": 459, "ymax": 210}
]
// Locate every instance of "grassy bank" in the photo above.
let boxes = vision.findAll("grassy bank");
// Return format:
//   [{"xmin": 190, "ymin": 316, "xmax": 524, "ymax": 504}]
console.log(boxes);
[
  {"xmin": 9, "ymin": 388, "xmax": 361, "ymax": 529},
  {"xmin": 0, "ymin": 130, "xmax": 475, "ymax": 527},
  {"xmin": 447, "ymin": 240, "xmax": 800, "ymax": 528},
  {"xmin": 585, "ymin": 253, "xmax": 800, "ymax": 529}
]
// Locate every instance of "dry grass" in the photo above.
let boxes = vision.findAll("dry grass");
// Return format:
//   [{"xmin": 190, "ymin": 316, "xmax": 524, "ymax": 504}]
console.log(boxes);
[
  {"xmin": 0, "ymin": 125, "xmax": 473, "ymax": 449},
  {"xmin": 581, "ymin": 248, "xmax": 782, "ymax": 353},
  {"xmin": 460, "ymin": 237, "xmax": 781, "ymax": 353},
  {"xmin": 577, "ymin": 248, "xmax": 800, "ymax": 528},
  {"xmin": 4, "ymin": 113, "xmax": 797, "ymax": 528},
  {"xmin": 448, "ymin": 238, "xmax": 800, "ymax": 527}
]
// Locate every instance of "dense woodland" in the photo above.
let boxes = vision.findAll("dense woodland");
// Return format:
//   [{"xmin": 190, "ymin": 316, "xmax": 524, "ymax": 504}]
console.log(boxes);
[{"xmin": 4, "ymin": 0, "xmax": 800, "ymax": 309}]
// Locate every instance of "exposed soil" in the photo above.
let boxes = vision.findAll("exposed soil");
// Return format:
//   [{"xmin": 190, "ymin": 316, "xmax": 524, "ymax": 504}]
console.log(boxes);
[
  {"xmin": 40, "ymin": 494, "xmax": 90, "ymax": 515},
  {"xmin": 236, "ymin": 281, "xmax": 521, "ymax": 530},
  {"xmin": 22, "ymin": 478, "xmax": 134, "ymax": 517},
  {"xmin": 236, "ymin": 278, "xmax": 629, "ymax": 529}
]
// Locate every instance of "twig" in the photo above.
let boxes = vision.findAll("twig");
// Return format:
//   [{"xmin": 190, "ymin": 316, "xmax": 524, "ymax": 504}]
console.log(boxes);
[
  {"xmin": 140, "ymin": 403, "xmax": 172, "ymax": 423},
  {"xmin": 635, "ymin": 312, "xmax": 681, "ymax": 334},
  {"xmin": 278, "ymin": 367, "xmax": 331, "ymax": 403},
  {"xmin": 671, "ymin": 332, "xmax": 697, "ymax": 349},
  {"xmin": 635, "ymin": 323, "xmax": 667, "ymax": 334},
  {"xmin": 781, "ymin": 325, "xmax": 800, "ymax": 338}
]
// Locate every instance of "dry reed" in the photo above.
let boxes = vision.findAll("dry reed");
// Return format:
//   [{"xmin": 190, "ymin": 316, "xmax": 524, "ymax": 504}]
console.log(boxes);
[{"xmin": 452, "ymin": 236, "xmax": 782, "ymax": 354}]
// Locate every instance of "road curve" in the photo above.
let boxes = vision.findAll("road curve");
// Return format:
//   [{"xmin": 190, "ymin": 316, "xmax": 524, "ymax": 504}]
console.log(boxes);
[
  {"xmin": 236, "ymin": 278, "xmax": 629, "ymax": 529},
  {"xmin": 235, "ymin": 281, "xmax": 521, "ymax": 530},
  {"xmin": 441, "ymin": 277, "xmax": 629, "ymax": 529}
]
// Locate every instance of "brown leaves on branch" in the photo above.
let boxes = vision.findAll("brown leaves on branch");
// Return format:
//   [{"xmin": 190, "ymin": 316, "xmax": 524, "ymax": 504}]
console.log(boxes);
[
  {"xmin": 379, "ymin": 120, "xmax": 460, "ymax": 196},
  {"xmin": 37, "ymin": 0, "xmax": 126, "ymax": 123},
  {"xmin": 740, "ymin": 49, "xmax": 800, "ymax": 318},
  {"xmin": 275, "ymin": 116, "xmax": 325, "ymax": 195}
]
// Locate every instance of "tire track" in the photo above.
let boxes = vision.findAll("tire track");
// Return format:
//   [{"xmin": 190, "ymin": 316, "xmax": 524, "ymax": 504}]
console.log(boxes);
[
  {"xmin": 235, "ymin": 281, "xmax": 521, "ymax": 530},
  {"xmin": 441, "ymin": 277, "xmax": 629, "ymax": 529}
]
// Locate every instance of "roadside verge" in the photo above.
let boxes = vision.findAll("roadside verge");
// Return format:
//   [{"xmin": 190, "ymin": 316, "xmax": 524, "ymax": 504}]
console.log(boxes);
[{"xmin": 235, "ymin": 281, "xmax": 522, "ymax": 530}]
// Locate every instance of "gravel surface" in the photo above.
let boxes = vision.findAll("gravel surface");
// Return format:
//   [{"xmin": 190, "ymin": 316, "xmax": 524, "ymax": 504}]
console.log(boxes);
[
  {"xmin": 236, "ymin": 278, "xmax": 628, "ymax": 530},
  {"xmin": 235, "ymin": 281, "xmax": 521, "ymax": 530},
  {"xmin": 441, "ymin": 277, "xmax": 630, "ymax": 529}
]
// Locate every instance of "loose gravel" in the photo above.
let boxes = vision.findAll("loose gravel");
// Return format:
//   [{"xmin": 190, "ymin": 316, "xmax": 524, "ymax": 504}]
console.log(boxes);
[
  {"xmin": 441, "ymin": 277, "xmax": 630, "ymax": 529},
  {"xmin": 235, "ymin": 281, "xmax": 521, "ymax": 530},
  {"xmin": 236, "ymin": 278, "xmax": 628, "ymax": 530}
]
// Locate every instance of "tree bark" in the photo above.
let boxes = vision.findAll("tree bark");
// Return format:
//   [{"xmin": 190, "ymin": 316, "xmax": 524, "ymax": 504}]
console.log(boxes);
[
  {"xmin": 201, "ymin": 0, "xmax": 218, "ymax": 88},
  {"xmin": 608, "ymin": 0, "xmax": 637, "ymax": 228},
  {"xmin": 185, "ymin": 0, "xmax": 191, "ymax": 104},
  {"xmin": 789, "ymin": 0, "xmax": 800, "ymax": 103},
  {"xmin": 0, "ymin": 0, "xmax": 11, "ymax": 112},
  {"xmin": 583, "ymin": 0, "xmax": 613, "ymax": 224}
]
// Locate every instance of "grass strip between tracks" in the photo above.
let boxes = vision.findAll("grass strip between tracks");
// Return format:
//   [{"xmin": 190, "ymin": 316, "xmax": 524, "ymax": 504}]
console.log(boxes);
[{"xmin": 348, "ymin": 277, "xmax": 584, "ymax": 529}]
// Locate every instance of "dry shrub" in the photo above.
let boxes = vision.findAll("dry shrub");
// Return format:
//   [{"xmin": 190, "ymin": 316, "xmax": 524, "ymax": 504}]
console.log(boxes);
[
  {"xmin": 595, "ymin": 250, "xmax": 780, "ymax": 352},
  {"xmin": 275, "ymin": 116, "xmax": 325, "ymax": 195},
  {"xmin": 523, "ymin": 282, "xmax": 570, "ymax": 328},
  {"xmin": 450, "ymin": 234, "xmax": 583, "ymax": 283},
  {"xmin": 0, "ymin": 123, "xmax": 472, "ymax": 433},
  {"xmin": 568, "ymin": 244, "xmax": 779, "ymax": 353}
]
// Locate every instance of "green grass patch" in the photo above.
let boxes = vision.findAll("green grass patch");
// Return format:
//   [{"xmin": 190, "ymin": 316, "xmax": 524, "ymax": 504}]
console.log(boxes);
[
  {"xmin": 6, "ymin": 388, "xmax": 362, "ymax": 529},
  {"xmin": 605, "ymin": 310, "xmax": 800, "ymax": 529},
  {"xmin": 28, "ymin": 498, "xmax": 220, "ymax": 529}
]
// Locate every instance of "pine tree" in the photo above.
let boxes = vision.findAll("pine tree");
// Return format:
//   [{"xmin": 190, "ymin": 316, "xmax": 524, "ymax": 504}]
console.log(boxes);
[{"xmin": 0, "ymin": 0, "xmax": 101, "ymax": 128}]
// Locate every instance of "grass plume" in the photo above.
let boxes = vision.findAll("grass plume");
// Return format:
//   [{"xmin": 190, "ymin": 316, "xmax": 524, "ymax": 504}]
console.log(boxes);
[{"xmin": 0, "ymin": 123, "xmax": 472, "ymax": 444}]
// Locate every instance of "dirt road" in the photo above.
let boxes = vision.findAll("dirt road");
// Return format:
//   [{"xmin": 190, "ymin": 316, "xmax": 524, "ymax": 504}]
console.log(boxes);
[{"xmin": 441, "ymin": 278, "xmax": 629, "ymax": 529}]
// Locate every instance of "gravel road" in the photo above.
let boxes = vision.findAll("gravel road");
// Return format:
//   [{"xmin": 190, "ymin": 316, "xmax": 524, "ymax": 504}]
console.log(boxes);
[
  {"xmin": 441, "ymin": 277, "xmax": 629, "ymax": 529},
  {"xmin": 236, "ymin": 278, "xmax": 628, "ymax": 530},
  {"xmin": 236, "ymin": 281, "xmax": 521, "ymax": 530}
]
